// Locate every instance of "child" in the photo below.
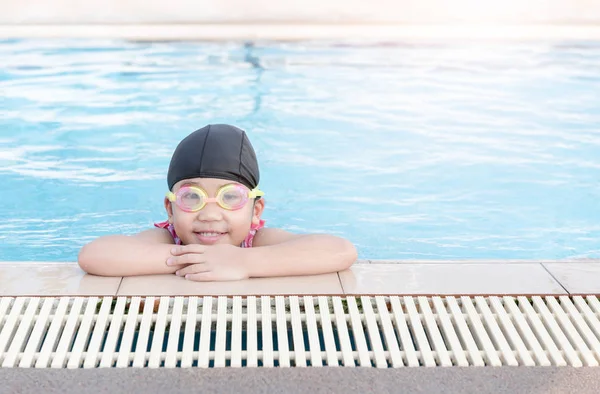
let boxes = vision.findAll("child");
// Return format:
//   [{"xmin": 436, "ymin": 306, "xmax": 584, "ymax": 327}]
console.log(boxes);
[{"xmin": 78, "ymin": 124, "xmax": 357, "ymax": 281}]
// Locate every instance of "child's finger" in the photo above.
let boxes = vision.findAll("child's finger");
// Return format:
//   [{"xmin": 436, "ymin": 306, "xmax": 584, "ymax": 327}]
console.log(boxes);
[
  {"xmin": 176, "ymin": 264, "xmax": 210, "ymax": 277},
  {"xmin": 167, "ymin": 253, "xmax": 206, "ymax": 266},
  {"xmin": 184, "ymin": 271, "xmax": 215, "ymax": 282},
  {"xmin": 170, "ymin": 244, "xmax": 206, "ymax": 255}
]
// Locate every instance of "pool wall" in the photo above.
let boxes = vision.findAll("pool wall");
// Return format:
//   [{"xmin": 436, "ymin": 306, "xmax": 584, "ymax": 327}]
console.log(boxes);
[
  {"xmin": 1, "ymin": 1, "xmax": 600, "ymax": 40},
  {"xmin": 1, "ymin": 0, "xmax": 600, "ymax": 25}
]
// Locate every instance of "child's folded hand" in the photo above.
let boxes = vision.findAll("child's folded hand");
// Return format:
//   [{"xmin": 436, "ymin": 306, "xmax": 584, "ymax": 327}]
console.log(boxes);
[{"xmin": 166, "ymin": 244, "xmax": 250, "ymax": 281}]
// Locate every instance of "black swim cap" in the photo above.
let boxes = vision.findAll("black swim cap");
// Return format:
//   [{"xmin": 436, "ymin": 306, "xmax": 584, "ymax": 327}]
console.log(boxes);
[{"xmin": 167, "ymin": 124, "xmax": 260, "ymax": 191}]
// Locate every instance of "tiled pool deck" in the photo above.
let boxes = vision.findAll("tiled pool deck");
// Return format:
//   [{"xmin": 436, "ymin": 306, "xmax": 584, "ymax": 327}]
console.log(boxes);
[{"xmin": 1, "ymin": 260, "xmax": 599, "ymax": 297}]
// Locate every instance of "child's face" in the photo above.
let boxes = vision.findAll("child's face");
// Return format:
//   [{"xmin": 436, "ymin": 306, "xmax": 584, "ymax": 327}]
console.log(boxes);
[{"xmin": 165, "ymin": 177, "xmax": 264, "ymax": 246}]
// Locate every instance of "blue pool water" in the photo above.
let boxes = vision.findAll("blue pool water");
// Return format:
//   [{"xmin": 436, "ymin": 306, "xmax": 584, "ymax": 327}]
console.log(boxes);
[{"xmin": 1, "ymin": 39, "xmax": 599, "ymax": 262}]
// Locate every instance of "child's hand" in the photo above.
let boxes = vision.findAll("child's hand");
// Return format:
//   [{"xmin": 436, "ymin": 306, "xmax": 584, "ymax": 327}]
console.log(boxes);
[{"xmin": 166, "ymin": 244, "xmax": 250, "ymax": 281}]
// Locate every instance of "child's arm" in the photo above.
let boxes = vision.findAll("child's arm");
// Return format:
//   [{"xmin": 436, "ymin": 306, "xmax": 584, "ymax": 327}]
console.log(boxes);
[
  {"xmin": 80, "ymin": 228, "xmax": 357, "ymax": 279},
  {"xmin": 170, "ymin": 228, "xmax": 357, "ymax": 280},
  {"xmin": 246, "ymin": 228, "xmax": 357, "ymax": 277},
  {"xmin": 77, "ymin": 228, "xmax": 184, "ymax": 276}
]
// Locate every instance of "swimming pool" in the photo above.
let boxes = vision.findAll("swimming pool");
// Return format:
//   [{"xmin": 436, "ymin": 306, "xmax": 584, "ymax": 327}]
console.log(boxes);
[{"xmin": 1, "ymin": 39, "xmax": 599, "ymax": 261}]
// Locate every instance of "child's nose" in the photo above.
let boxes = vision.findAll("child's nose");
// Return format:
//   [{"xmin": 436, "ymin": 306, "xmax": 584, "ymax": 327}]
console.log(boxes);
[{"xmin": 196, "ymin": 201, "xmax": 223, "ymax": 221}]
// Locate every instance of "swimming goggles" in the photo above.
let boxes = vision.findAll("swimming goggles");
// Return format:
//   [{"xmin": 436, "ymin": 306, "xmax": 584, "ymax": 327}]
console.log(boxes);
[{"xmin": 166, "ymin": 184, "xmax": 264, "ymax": 212}]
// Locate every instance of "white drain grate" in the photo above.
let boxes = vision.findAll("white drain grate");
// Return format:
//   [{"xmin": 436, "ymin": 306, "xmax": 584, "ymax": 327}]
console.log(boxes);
[{"xmin": 1, "ymin": 296, "xmax": 600, "ymax": 368}]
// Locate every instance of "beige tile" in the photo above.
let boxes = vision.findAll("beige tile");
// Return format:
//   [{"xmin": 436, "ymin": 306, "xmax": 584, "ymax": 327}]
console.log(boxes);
[
  {"xmin": 117, "ymin": 272, "xmax": 343, "ymax": 296},
  {"xmin": 0, "ymin": 262, "xmax": 121, "ymax": 296},
  {"xmin": 543, "ymin": 263, "xmax": 600, "ymax": 294},
  {"xmin": 339, "ymin": 263, "xmax": 567, "ymax": 295}
]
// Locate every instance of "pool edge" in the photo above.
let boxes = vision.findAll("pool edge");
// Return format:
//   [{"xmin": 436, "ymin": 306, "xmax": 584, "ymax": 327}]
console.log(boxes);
[
  {"xmin": 2, "ymin": 24, "xmax": 600, "ymax": 41},
  {"xmin": 1, "ymin": 260, "xmax": 599, "ymax": 296}
]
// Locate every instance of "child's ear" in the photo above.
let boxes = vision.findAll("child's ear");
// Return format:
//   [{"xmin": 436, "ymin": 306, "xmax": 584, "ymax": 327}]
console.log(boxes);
[
  {"xmin": 164, "ymin": 197, "xmax": 174, "ymax": 224},
  {"xmin": 251, "ymin": 198, "xmax": 265, "ymax": 226}
]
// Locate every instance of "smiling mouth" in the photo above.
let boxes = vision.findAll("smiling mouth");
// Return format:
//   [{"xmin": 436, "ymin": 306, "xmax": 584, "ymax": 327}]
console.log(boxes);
[
  {"xmin": 196, "ymin": 232, "xmax": 226, "ymax": 237},
  {"xmin": 194, "ymin": 231, "xmax": 227, "ymax": 244}
]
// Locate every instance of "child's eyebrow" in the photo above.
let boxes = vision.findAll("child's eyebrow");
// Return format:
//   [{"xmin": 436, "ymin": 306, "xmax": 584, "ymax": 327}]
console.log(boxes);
[{"xmin": 181, "ymin": 182, "xmax": 209, "ymax": 189}]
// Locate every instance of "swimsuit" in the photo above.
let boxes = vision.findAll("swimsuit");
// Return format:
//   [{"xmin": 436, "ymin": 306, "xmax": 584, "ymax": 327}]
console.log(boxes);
[{"xmin": 154, "ymin": 220, "xmax": 265, "ymax": 248}]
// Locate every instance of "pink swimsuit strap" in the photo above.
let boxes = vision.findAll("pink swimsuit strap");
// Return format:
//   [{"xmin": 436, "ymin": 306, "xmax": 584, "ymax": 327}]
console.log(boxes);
[{"xmin": 154, "ymin": 220, "xmax": 265, "ymax": 248}]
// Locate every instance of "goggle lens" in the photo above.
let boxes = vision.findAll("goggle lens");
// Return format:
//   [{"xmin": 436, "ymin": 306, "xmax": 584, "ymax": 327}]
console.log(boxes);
[
  {"xmin": 179, "ymin": 188, "xmax": 206, "ymax": 211},
  {"xmin": 218, "ymin": 186, "xmax": 247, "ymax": 209}
]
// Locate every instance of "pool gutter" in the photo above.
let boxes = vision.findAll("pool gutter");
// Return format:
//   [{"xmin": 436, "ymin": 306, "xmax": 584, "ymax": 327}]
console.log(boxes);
[{"xmin": 1, "ymin": 261, "xmax": 599, "ymax": 369}]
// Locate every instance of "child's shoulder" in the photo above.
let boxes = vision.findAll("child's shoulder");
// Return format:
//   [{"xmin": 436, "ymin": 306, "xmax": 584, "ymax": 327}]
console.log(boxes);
[
  {"xmin": 131, "ymin": 227, "xmax": 176, "ymax": 244},
  {"xmin": 252, "ymin": 227, "xmax": 304, "ymax": 247}
]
